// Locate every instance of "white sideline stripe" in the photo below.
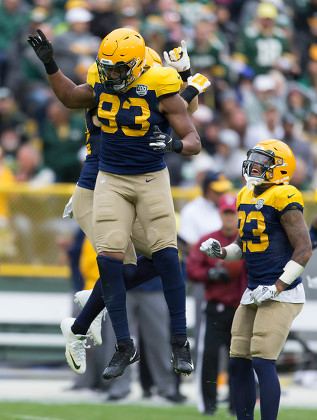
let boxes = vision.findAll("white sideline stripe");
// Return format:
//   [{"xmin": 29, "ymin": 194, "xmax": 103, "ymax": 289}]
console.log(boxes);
[
  {"xmin": 9, "ymin": 415, "xmax": 64, "ymax": 420},
  {"xmin": 0, "ymin": 333, "xmax": 64, "ymax": 347},
  {"xmin": 0, "ymin": 292, "xmax": 72, "ymax": 324}
]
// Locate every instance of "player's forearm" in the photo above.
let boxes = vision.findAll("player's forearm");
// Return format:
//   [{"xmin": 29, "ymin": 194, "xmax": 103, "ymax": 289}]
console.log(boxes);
[
  {"xmin": 281, "ymin": 210, "xmax": 312, "ymax": 267},
  {"xmin": 220, "ymin": 236, "xmax": 243, "ymax": 260},
  {"xmin": 179, "ymin": 131, "xmax": 201, "ymax": 156},
  {"xmin": 47, "ymin": 71, "xmax": 95, "ymax": 109}
]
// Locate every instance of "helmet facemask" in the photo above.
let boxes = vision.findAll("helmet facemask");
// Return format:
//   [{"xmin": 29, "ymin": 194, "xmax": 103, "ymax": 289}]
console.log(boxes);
[
  {"xmin": 96, "ymin": 57, "xmax": 140, "ymax": 92},
  {"xmin": 242, "ymin": 149, "xmax": 282, "ymax": 190}
]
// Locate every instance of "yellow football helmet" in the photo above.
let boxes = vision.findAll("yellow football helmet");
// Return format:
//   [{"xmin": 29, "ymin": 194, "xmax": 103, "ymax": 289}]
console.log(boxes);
[
  {"xmin": 242, "ymin": 139, "xmax": 296, "ymax": 189},
  {"xmin": 144, "ymin": 46, "xmax": 163, "ymax": 68},
  {"xmin": 96, "ymin": 28, "xmax": 146, "ymax": 92}
]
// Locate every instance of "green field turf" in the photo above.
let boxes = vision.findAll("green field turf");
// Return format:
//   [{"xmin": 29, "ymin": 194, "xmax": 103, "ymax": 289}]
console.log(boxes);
[{"xmin": 1, "ymin": 402, "xmax": 317, "ymax": 420}]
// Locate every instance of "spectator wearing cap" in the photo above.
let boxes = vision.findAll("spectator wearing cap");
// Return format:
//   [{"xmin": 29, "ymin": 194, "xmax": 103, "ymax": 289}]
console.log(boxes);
[
  {"xmin": 282, "ymin": 113, "xmax": 315, "ymax": 186},
  {"xmin": 187, "ymin": 194, "xmax": 248, "ymax": 416},
  {"xmin": 232, "ymin": 1, "xmax": 296, "ymax": 76},
  {"xmin": 178, "ymin": 171, "xmax": 233, "ymax": 361},
  {"xmin": 52, "ymin": 5, "xmax": 100, "ymax": 82},
  {"xmin": 213, "ymin": 128, "xmax": 246, "ymax": 187}
]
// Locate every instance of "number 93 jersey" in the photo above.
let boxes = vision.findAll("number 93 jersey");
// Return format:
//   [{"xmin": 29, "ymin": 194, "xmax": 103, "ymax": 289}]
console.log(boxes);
[
  {"xmin": 88, "ymin": 65, "xmax": 182, "ymax": 175},
  {"xmin": 237, "ymin": 184, "xmax": 304, "ymax": 290}
]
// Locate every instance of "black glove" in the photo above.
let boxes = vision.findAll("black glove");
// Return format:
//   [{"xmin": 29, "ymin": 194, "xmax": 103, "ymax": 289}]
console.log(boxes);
[
  {"xmin": 27, "ymin": 29, "xmax": 54, "ymax": 64},
  {"xmin": 27, "ymin": 29, "xmax": 59, "ymax": 74},
  {"xmin": 207, "ymin": 266, "xmax": 231, "ymax": 283},
  {"xmin": 312, "ymin": 241, "xmax": 317, "ymax": 250},
  {"xmin": 149, "ymin": 125, "xmax": 183, "ymax": 153}
]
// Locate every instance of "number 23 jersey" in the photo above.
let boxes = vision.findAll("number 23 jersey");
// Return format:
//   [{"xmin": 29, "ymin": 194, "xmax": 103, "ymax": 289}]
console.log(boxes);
[
  {"xmin": 88, "ymin": 66, "xmax": 182, "ymax": 175},
  {"xmin": 237, "ymin": 184, "xmax": 304, "ymax": 290}
]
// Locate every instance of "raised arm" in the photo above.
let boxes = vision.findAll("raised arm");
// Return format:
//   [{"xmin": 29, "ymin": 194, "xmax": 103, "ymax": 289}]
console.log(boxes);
[
  {"xmin": 27, "ymin": 29, "xmax": 96, "ymax": 109},
  {"xmin": 163, "ymin": 40, "xmax": 211, "ymax": 115}
]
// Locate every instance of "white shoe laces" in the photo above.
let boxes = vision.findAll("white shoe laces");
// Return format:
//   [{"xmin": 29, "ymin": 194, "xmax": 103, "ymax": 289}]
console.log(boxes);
[{"xmin": 69, "ymin": 338, "xmax": 90, "ymax": 360}]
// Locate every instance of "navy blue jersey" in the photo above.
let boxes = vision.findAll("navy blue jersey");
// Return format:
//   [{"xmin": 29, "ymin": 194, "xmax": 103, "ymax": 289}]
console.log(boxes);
[
  {"xmin": 237, "ymin": 184, "xmax": 304, "ymax": 290},
  {"xmin": 88, "ymin": 66, "xmax": 182, "ymax": 175},
  {"xmin": 77, "ymin": 107, "xmax": 100, "ymax": 190}
]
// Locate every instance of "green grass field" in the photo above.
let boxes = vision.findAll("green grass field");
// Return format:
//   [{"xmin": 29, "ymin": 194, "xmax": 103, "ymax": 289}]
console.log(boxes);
[{"xmin": 1, "ymin": 402, "xmax": 317, "ymax": 420}]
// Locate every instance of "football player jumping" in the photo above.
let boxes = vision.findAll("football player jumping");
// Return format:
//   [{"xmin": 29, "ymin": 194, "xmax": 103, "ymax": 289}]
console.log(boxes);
[
  {"xmin": 63, "ymin": 45, "xmax": 209, "ymax": 376},
  {"xmin": 28, "ymin": 28, "xmax": 211, "ymax": 380},
  {"xmin": 200, "ymin": 139, "xmax": 312, "ymax": 420}
]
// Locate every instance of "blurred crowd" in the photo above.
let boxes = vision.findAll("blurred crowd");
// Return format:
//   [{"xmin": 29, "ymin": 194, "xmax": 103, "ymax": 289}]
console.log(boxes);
[{"xmin": 1, "ymin": 0, "xmax": 317, "ymax": 191}]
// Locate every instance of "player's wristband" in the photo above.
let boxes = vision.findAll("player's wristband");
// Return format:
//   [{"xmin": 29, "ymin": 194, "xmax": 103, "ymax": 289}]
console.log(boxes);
[
  {"xmin": 179, "ymin": 68, "xmax": 191, "ymax": 82},
  {"xmin": 180, "ymin": 85, "xmax": 199, "ymax": 104},
  {"xmin": 173, "ymin": 139, "xmax": 183, "ymax": 153},
  {"xmin": 279, "ymin": 260, "xmax": 304, "ymax": 285},
  {"xmin": 44, "ymin": 60, "xmax": 59, "ymax": 75},
  {"xmin": 223, "ymin": 243, "xmax": 243, "ymax": 261}
]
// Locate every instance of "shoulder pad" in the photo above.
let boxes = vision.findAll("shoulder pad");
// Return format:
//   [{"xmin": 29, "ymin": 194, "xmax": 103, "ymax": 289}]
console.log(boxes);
[
  {"xmin": 87, "ymin": 62, "xmax": 100, "ymax": 87},
  {"xmin": 274, "ymin": 185, "xmax": 304, "ymax": 211},
  {"xmin": 135, "ymin": 67, "xmax": 182, "ymax": 98}
]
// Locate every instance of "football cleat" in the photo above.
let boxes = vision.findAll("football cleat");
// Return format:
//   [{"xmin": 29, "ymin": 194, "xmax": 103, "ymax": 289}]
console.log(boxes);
[
  {"xmin": 60, "ymin": 317, "xmax": 89, "ymax": 375},
  {"xmin": 170, "ymin": 338, "xmax": 194, "ymax": 376},
  {"xmin": 74, "ymin": 289, "xmax": 107, "ymax": 346},
  {"xmin": 103, "ymin": 340, "xmax": 140, "ymax": 380}
]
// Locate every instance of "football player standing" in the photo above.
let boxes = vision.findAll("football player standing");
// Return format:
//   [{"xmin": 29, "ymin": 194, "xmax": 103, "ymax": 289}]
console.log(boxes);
[{"xmin": 200, "ymin": 139, "xmax": 312, "ymax": 420}]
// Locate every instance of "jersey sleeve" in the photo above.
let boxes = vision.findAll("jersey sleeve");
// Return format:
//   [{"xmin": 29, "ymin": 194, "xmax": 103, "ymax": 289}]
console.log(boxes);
[
  {"xmin": 151, "ymin": 67, "xmax": 182, "ymax": 100},
  {"xmin": 274, "ymin": 185, "xmax": 304, "ymax": 216}
]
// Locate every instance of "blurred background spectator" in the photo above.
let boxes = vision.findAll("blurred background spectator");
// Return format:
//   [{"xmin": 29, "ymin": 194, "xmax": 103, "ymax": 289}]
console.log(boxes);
[
  {"xmin": 186, "ymin": 193, "xmax": 248, "ymax": 417},
  {"xmin": 178, "ymin": 170, "xmax": 233, "ymax": 361}
]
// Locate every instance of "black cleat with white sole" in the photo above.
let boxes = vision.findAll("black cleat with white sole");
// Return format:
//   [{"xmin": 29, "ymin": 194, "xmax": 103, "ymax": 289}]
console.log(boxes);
[
  {"xmin": 170, "ymin": 338, "xmax": 194, "ymax": 376},
  {"xmin": 103, "ymin": 340, "xmax": 140, "ymax": 380}
]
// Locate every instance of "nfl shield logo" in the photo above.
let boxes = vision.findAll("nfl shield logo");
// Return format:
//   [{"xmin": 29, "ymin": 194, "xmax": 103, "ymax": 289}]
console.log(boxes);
[
  {"xmin": 255, "ymin": 199, "xmax": 264, "ymax": 210},
  {"xmin": 136, "ymin": 84, "xmax": 148, "ymax": 96}
]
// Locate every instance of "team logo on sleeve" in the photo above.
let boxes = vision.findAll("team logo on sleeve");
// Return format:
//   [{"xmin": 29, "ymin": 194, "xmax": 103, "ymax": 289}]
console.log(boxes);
[
  {"xmin": 136, "ymin": 84, "xmax": 148, "ymax": 96},
  {"xmin": 255, "ymin": 199, "xmax": 264, "ymax": 210}
]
